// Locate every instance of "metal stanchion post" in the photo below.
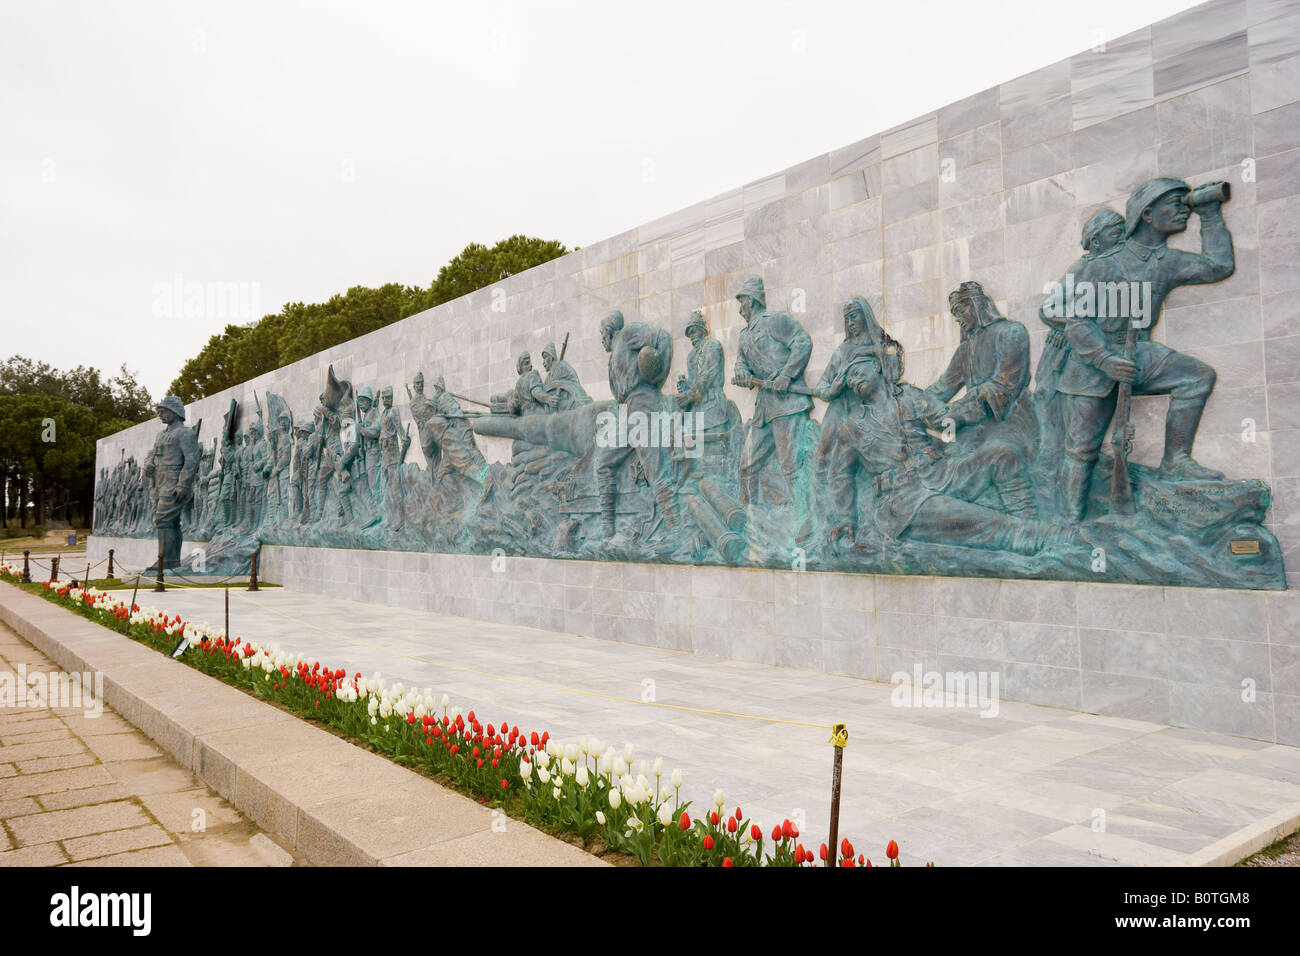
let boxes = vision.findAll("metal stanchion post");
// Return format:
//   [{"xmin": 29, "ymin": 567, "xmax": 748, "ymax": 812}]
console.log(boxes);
[
  {"xmin": 826, "ymin": 723, "xmax": 848, "ymax": 867},
  {"xmin": 49, "ymin": 556, "xmax": 59, "ymax": 583},
  {"xmin": 22, "ymin": 550, "xmax": 31, "ymax": 583},
  {"xmin": 108, "ymin": 548, "xmax": 115, "ymax": 579},
  {"xmin": 154, "ymin": 533, "xmax": 165, "ymax": 592},
  {"xmin": 247, "ymin": 551, "xmax": 259, "ymax": 592},
  {"xmin": 224, "ymin": 586, "xmax": 230, "ymax": 642}
]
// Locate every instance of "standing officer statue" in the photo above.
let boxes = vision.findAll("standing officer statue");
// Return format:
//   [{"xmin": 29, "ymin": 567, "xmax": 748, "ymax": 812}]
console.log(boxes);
[{"xmin": 143, "ymin": 395, "xmax": 200, "ymax": 571}]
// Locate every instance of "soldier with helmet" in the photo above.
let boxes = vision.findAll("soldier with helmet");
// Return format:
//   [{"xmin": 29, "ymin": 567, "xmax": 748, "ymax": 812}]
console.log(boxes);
[
  {"xmin": 142, "ymin": 395, "xmax": 200, "ymax": 570},
  {"xmin": 1056, "ymin": 177, "xmax": 1233, "ymax": 522}
]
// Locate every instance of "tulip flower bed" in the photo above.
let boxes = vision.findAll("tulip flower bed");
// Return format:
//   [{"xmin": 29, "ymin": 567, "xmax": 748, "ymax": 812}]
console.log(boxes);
[{"xmin": 1, "ymin": 565, "xmax": 926, "ymax": 867}]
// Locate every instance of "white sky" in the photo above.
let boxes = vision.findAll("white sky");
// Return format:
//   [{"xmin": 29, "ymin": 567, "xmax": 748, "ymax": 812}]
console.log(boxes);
[{"xmin": 1, "ymin": 0, "xmax": 1199, "ymax": 399}]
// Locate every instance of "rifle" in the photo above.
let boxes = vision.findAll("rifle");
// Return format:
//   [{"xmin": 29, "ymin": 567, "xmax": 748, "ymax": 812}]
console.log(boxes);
[
  {"xmin": 354, "ymin": 390, "xmax": 368, "ymax": 477},
  {"xmin": 1109, "ymin": 321, "xmax": 1138, "ymax": 513},
  {"xmin": 757, "ymin": 377, "xmax": 815, "ymax": 396},
  {"xmin": 449, "ymin": 390, "xmax": 492, "ymax": 409}
]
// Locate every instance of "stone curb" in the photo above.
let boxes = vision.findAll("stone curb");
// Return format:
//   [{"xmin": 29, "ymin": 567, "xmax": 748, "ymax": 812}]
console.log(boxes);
[
  {"xmin": 0, "ymin": 585, "xmax": 606, "ymax": 867},
  {"xmin": 1173, "ymin": 803, "xmax": 1300, "ymax": 868}
]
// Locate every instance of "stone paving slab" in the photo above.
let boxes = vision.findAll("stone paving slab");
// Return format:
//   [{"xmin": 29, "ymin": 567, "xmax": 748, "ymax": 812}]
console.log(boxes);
[
  {"xmin": 0, "ymin": 624, "xmax": 293, "ymax": 867},
  {"xmin": 123, "ymin": 584, "xmax": 1300, "ymax": 867},
  {"xmin": 0, "ymin": 586, "xmax": 603, "ymax": 867}
]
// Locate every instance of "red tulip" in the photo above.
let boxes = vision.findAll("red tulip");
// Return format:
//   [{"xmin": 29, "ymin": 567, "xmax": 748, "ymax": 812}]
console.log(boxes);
[
  {"xmin": 841, "ymin": 837, "xmax": 853, "ymax": 860},
  {"xmin": 734, "ymin": 807, "xmax": 742, "ymax": 821},
  {"xmin": 781, "ymin": 819, "xmax": 794, "ymax": 839},
  {"xmin": 531, "ymin": 732, "xmax": 540, "ymax": 747},
  {"xmin": 703, "ymin": 835, "xmax": 714, "ymax": 851},
  {"xmin": 750, "ymin": 824, "xmax": 762, "ymax": 841},
  {"xmin": 501, "ymin": 779, "xmax": 509, "ymax": 789},
  {"xmin": 709, "ymin": 811, "xmax": 719, "ymax": 826},
  {"xmin": 771, "ymin": 825, "xmax": 782, "ymax": 842},
  {"xmin": 886, "ymin": 839, "xmax": 899, "ymax": 860},
  {"xmin": 679, "ymin": 812, "xmax": 691, "ymax": 830},
  {"xmin": 865, "ymin": 858, "xmax": 873, "ymax": 867},
  {"xmin": 722, "ymin": 857, "xmax": 733, "ymax": 867},
  {"xmin": 727, "ymin": 816, "xmax": 737, "ymax": 833},
  {"xmin": 819, "ymin": 843, "xmax": 829, "ymax": 861}
]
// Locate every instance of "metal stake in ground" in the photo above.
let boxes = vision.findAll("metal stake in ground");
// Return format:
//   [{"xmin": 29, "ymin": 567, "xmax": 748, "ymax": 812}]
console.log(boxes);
[
  {"xmin": 49, "ymin": 555, "xmax": 60, "ymax": 583},
  {"xmin": 247, "ymin": 550, "xmax": 260, "ymax": 592},
  {"xmin": 130, "ymin": 574, "xmax": 141, "ymax": 617},
  {"xmin": 108, "ymin": 548, "xmax": 115, "ymax": 578},
  {"xmin": 22, "ymin": 550, "xmax": 31, "ymax": 583},
  {"xmin": 826, "ymin": 723, "xmax": 848, "ymax": 867},
  {"xmin": 84, "ymin": 562, "xmax": 90, "ymax": 588},
  {"xmin": 224, "ymin": 585, "xmax": 230, "ymax": 643},
  {"xmin": 154, "ymin": 533, "xmax": 166, "ymax": 592}
]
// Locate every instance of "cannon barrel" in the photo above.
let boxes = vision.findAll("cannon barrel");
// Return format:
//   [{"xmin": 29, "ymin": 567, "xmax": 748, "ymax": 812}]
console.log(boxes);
[{"xmin": 471, "ymin": 401, "xmax": 615, "ymax": 458}]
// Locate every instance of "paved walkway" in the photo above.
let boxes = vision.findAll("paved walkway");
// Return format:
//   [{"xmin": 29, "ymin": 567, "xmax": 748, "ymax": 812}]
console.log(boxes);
[
  {"xmin": 0, "ymin": 620, "xmax": 296, "ymax": 867},
  {"xmin": 134, "ymin": 586, "xmax": 1300, "ymax": 866}
]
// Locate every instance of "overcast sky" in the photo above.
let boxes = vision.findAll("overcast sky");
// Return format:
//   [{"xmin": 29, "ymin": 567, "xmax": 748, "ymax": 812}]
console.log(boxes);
[{"xmin": 1, "ymin": 0, "xmax": 1198, "ymax": 399}]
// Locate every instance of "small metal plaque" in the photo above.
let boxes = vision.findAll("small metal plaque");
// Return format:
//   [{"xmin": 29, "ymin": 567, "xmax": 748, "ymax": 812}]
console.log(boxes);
[{"xmin": 1230, "ymin": 539, "xmax": 1261, "ymax": 555}]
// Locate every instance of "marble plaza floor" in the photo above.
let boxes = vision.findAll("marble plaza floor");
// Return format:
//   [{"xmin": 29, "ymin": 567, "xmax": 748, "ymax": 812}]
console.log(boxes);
[{"xmin": 133, "ymin": 585, "xmax": 1300, "ymax": 867}]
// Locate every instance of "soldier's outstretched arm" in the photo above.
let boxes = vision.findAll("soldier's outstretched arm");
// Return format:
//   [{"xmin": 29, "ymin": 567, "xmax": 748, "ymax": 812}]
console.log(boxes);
[{"xmin": 1173, "ymin": 202, "xmax": 1234, "ymax": 285}]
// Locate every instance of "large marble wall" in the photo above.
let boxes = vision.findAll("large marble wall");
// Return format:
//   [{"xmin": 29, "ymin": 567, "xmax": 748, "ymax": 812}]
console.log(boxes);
[{"xmin": 96, "ymin": 0, "xmax": 1299, "ymax": 588}]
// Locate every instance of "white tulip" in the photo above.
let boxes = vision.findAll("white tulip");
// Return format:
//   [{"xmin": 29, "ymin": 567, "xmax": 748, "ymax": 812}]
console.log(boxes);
[
  {"xmin": 441, "ymin": 694, "xmax": 450, "ymax": 709},
  {"xmin": 623, "ymin": 743, "xmax": 635, "ymax": 764},
  {"xmin": 657, "ymin": 802, "xmax": 673, "ymax": 827},
  {"xmin": 613, "ymin": 757, "xmax": 629, "ymax": 778},
  {"xmin": 627, "ymin": 816, "xmax": 644, "ymax": 834},
  {"xmin": 653, "ymin": 757, "xmax": 664, "ymax": 777},
  {"xmin": 520, "ymin": 759, "xmax": 533, "ymax": 780},
  {"xmin": 596, "ymin": 810, "xmax": 606, "ymax": 825},
  {"xmin": 561, "ymin": 757, "xmax": 575, "ymax": 777},
  {"xmin": 713, "ymin": 788, "xmax": 725, "ymax": 809},
  {"xmin": 671, "ymin": 769, "xmax": 683, "ymax": 789},
  {"xmin": 598, "ymin": 751, "xmax": 613, "ymax": 775},
  {"xmin": 552, "ymin": 786, "xmax": 562, "ymax": 801},
  {"xmin": 564, "ymin": 743, "xmax": 580, "ymax": 764},
  {"xmin": 609, "ymin": 789, "xmax": 621, "ymax": 810},
  {"xmin": 537, "ymin": 766, "xmax": 551, "ymax": 785},
  {"xmin": 575, "ymin": 766, "xmax": 590, "ymax": 788},
  {"xmin": 637, "ymin": 760, "xmax": 649, "ymax": 778}
]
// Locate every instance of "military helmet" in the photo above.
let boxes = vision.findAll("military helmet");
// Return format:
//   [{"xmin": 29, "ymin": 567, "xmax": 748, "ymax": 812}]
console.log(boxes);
[
  {"xmin": 1081, "ymin": 208, "xmax": 1124, "ymax": 250},
  {"xmin": 156, "ymin": 395, "xmax": 186, "ymax": 420},
  {"xmin": 735, "ymin": 275, "xmax": 766, "ymax": 307},
  {"xmin": 1124, "ymin": 178, "xmax": 1189, "ymax": 236}
]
